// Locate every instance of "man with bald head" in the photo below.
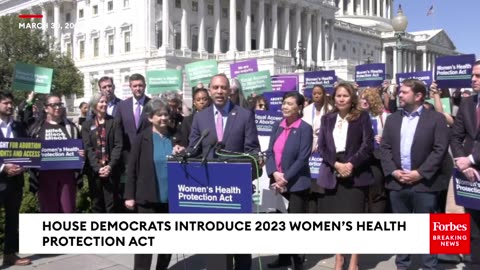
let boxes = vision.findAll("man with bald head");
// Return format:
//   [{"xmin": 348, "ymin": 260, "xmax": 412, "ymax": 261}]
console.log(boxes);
[{"xmin": 187, "ymin": 74, "xmax": 260, "ymax": 270}]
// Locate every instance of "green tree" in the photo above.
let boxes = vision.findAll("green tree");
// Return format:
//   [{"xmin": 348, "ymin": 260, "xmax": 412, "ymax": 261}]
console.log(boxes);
[{"xmin": 0, "ymin": 15, "xmax": 83, "ymax": 100}]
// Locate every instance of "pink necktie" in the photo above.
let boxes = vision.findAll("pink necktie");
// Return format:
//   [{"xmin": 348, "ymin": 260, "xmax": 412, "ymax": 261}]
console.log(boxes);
[
  {"xmin": 216, "ymin": 111, "xmax": 223, "ymax": 142},
  {"xmin": 134, "ymin": 102, "xmax": 141, "ymax": 129}
]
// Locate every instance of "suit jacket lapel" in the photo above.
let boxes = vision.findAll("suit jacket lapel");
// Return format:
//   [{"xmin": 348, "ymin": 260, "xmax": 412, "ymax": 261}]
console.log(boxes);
[
  {"xmin": 222, "ymin": 103, "xmax": 237, "ymax": 143},
  {"xmin": 106, "ymin": 118, "xmax": 113, "ymax": 138},
  {"xmin": 126, "ymin": 98, "xmax": 136, "ymax": 131},
  {"xmin": 411, "ymin": 109, "xmax": 426, "ymax": 152}
]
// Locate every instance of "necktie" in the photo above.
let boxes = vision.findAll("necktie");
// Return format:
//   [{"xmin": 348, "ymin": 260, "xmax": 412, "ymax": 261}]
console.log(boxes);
[
  {"xmin": 216, "ymin": 111, "xmax": 224, "ymax": 142},
  {"xmin": 134, "ymin": 102, "xmax": 141, "ymax": 129}
]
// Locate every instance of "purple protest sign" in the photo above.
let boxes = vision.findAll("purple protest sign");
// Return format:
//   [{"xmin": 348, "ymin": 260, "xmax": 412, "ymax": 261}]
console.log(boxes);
[
  {"xmin": 355, "ymin": 63, "xmax": 386, "ymax": 87},
  {"xmin": 254, "ymin": 110, "xmax": 283, "ymax": 137},
  {"xmin": 396, "ymin": 71, "xmax": 433, "ymax": 87},
  {"xmin": 453, "ymin": 169, "xmax": 480, "ymax": 210},
  {"xmin": 229, "ymin": 59, "xmax": 259, "ymax": 78},
  {"xmin": 262, "ymin": 91, "xmax": 284, "ymax": 114},
  {"xmin": 40, "ymin": 139, "xmax": 84, "ymax": 170},
  {"xmin": 309, "ymin": 152, "xmax": 323, "ymax": 179},
  {"xmin": 304, "ymin": 70, "xmax": 336, "ymax": 95},
  {"xmin": 435, "ymin": 54, "xmax": 476, "ymax": 88},
  {"xmin": 0, "ymin": 138, "xmax": 42, "ymax": 168},
  {"xmin": 271, "ymin": 74, "xmax": 299, "ymax": 92}
]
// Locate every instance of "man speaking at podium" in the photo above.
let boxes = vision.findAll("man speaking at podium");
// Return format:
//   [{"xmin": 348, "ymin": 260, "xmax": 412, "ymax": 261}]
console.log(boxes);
[{"xmin": 187, "ymin": 73, "xmax": 260, "ymax": 270}]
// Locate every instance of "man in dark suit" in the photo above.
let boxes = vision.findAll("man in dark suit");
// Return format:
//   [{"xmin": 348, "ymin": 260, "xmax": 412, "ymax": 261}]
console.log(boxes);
[
  {"xmin": 187, "ymin": 74, "xmax": 259, "ymax": 158},
  {"xmin": 380, "ymin": 79, "xmax": 449, "ymax": 270},
  {"xmin": 115, "ymin": 73, "xmax": 151, "ymax": 163},
  {"xmin": 187, "ymin": 74, "xmax": 260, "ymax": 270},
  {"xmin": 98, "ymin": 76, "xmax": 122, "ymax": 117},
  {"xmin": 450, "ymin": 60, "xmax": 480, "ymax": 269},
  {"xmin": 0, "ymin": 91, "xmax": 31, "ymax": 266}
]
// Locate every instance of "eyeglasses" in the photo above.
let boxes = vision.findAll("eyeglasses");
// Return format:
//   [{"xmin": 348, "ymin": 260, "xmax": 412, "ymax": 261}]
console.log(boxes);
[
  {"xmin": 46, "ymin": 103, "xmax": 64, "ymax": 109},
  {"xmin": 257, "ymin": 104, "xmax": 266, "ymax": 108}
]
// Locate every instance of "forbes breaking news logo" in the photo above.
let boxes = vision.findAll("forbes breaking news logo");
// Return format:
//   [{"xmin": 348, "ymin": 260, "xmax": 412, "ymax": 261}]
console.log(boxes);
[{"xmin": 430, "ymin": 214, "xmax": 470, "ymax": 254}]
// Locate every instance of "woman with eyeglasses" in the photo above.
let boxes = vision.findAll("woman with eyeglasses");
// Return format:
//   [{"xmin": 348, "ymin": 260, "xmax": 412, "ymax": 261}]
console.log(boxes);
[
  {"xmin": 28, "ymin": 95, "xmax": 83, "ymax": 213},
  {"xmin": 252, "ymin": 95, "xmax": 268, "ymax": 111},
  {"xmin": 82, "ymin": 93, "xmax": 123, "ymax": 213},
  {"xmin": 124, "ymin": 98, "xmax": 182, "ymax": 270},
  {"xmin": 230, "ymin": 78, "xmax": 250, "ymax": 109},
  {"xmin": 317, "ymin": 83, "xmax": 374, "ymax": 270},
  {"xmin": 175, "ymin": 87, "xmax": 210, "ymax": 147}
]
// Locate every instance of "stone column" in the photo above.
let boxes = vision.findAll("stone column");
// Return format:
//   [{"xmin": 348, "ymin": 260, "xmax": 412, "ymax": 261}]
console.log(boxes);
[
  {"xmin": 295, "ymin": 6, "xmax": 301, "ymax": 49},
  {"xmin": 229, "ymin": 0, "xmax": 236, "ymax": 52},
  {"xmin": 324, "ymin": 21, "xmax": 330, "ymax": 61},
  {"xmin": 329, "ymin": 20, "xmax": 335, "ymax": 60},
  {"xmin": 422, "ymin": 50, "xmax": 427, "ymax": 71},
  {"xmin": 376, "ymin": 0, "xmax": 381, "ymax": 16},
  {"xmin": 306, "ymin": 11, "xmax": 312, "ymax": 67},
  {"xmin": 412, "ymin": 51, "xmax": 416, "ymax": 71},
  {"xmin": 338, "ymin": 0, "xmax": 344, "ymax": 15},
  {"xmin": 381, "ymin": 46, "xmax": 386, "ymax": 63},
  {"xmin": 283, "ymin": 3, "xmax": 290, "ymax": 50},
  {"xmin": 393, "ymin": 46, "xmax": 398, "ymax": 78},
  {"xmin": 181, "ymin": 0, "xmax": 189, "ymax": 50},
  {"xmin": 162, "ymin": 0, "xmax": 170, "ymax": 49},
  {"xmin": 348, "ymin": 0, "xmax": 354, "ymax": 15},
  {"xmin": 383, "ymin": 0, "xmax": 387, "ymax": 18},
  {"xmin": 316, "ymin": 12, "xmax": 323, "ymax": 62},
  {"xmin": 41, "ymin": 4, "xmax": 48, "ymax": 33},
  {"xmin": 198, "ymin": 0, "xmax": 206, "ymax": 52},
  {"xmin": 369, "ymin": 0, "xmax": 373, "ymax": 16},
  {"xmin": 258, "ymin": 0, "xmax": 265, "ymax": 50},
  {"xmin": 360, "ymin": 0, "xmax": 364, "ymax": 16},
  {"xmin": 53, "ymin": 1, "xmax": 61, "ymax": 46},
  {"xmin": 213, "ymin": 0, "xmax": 221, "ymax": 53},
  {"xmin": 271, "ymin": 1, "xmax": 278, "ymax": 49},
  {"xmin": 244, "ymin": 0, "xmax": 251, "ymax": 51}
]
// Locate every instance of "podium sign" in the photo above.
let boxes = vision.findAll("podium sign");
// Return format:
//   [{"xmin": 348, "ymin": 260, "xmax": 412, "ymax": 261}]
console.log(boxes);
[{"xmin": 168, "ymin": 161, "xmax": 253, "ymax": 213}]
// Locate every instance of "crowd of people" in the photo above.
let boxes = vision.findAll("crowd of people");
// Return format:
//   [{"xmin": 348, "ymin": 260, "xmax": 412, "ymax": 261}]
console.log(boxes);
[{"xmin": 0, "ymin": 60, "xmax": 478, "ymax": 270}]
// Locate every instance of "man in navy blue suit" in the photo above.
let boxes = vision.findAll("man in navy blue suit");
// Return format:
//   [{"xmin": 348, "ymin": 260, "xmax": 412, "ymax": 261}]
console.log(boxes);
[
  {"xmin": 187, "ymin": 73, "xmax": 260, "ymax": 270},
  {"xmin": 98, "ymin": 76, "xmax": 122, "ymax": 117},
  {"xmin": 115, "ymin": 74, "xmax": 151, "ymax": 164}
]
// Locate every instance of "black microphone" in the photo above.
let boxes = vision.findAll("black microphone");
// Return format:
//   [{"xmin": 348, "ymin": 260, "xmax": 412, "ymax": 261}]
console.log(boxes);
[
  {"xmin": 187, "ymin": 129, "xmax": 210, "ymax": 157},
  {"xmin": 201, "ymin": 139, "xmax": 218, "ymax": 166}
]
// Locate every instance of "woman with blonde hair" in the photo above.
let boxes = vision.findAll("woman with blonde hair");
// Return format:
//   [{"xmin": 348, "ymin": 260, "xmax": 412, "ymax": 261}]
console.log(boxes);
[{"xmin": 359, "ymin": 87, "xmax": 390, "ymax": 214}]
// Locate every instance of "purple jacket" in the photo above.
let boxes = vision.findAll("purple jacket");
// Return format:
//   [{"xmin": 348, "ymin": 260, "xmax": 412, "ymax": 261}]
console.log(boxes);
[{"xmin": 317, "ymin": 111, "xmax": 374, "ymax": 189}]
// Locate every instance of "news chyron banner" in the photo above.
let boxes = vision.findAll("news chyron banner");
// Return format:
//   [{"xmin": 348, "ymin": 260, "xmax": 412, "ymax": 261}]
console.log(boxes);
[{"xmin": 20, "ymin": 214, "xmax": 470, "ymax": 254}]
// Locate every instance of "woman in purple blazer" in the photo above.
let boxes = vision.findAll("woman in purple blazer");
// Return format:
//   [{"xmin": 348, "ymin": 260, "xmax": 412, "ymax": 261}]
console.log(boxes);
[
  {"xmin": 317, "ymin": 83, "xmax": 374, "ymax": 270},
  {"xmin": 265, "ymin": 92, "xmax": 313, "ymax": 270}
]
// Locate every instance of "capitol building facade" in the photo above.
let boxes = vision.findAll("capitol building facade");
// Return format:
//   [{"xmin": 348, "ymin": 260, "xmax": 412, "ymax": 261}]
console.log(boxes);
[{"xmin": 0, "ymin": 0, "xmax": 459, "ymax": 104}]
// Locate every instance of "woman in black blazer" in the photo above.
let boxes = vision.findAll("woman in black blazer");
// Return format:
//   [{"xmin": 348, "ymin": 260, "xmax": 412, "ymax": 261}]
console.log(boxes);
[
  {"xmin": 82, "ymin": 93, "xmax": 123, "ymax": 213},
  {"xmin": 124, "ymin": 98, "xmax": 182, "ymax": 270}
]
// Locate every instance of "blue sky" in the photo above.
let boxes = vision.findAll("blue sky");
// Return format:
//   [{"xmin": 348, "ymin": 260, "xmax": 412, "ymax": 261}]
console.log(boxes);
[{"xmin": 400, "ymin": 0, "xmax": 477, "ymax": 57}]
